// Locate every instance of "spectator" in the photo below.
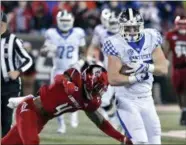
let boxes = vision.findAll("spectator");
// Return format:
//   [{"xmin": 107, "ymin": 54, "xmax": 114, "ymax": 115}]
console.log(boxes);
[
  {"xmin": 10, "ymin": 1, "xmax": 33, "ymax": 33},
  {"xmin": 31, "ymin": 1, "xmax": 52, "ymax": 34},
  {"xmin": 1, "ymin": 1, "xmax": 18, "ymax": 13},
  {"xmin": 73, "ymin": 2, "xmax": 89, "ymax": 30},
  {"xmin": 140, "ymin": 2, "xmax": 161, "ymax": 31}
]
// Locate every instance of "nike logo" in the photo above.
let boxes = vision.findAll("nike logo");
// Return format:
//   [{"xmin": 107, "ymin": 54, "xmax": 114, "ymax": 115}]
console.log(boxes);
[{"xmin": 143, "ymin": 47, "xmax": 148, "ymax": 50}]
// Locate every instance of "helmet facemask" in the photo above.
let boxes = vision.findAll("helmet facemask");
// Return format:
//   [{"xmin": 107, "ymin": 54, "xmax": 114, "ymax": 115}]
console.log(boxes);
[
  {"xmin": 56, "ymin": 10, "xmax": 74, "ymax": 33},
  {"xmin": 82, "ymin": 65, "xmax": 108, "ymax": 100},
  {"xmin": 119, "ymin": 8, "xmax": 144, "ymax": 42}
]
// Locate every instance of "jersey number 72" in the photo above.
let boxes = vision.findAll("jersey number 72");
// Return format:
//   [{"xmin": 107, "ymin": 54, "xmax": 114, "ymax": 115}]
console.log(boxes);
[{"xmin": 57, "ymin": 46, "xmax": 74, "ymax": 59}]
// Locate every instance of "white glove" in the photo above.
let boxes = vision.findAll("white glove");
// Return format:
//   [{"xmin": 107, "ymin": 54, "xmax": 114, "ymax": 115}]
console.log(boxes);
[
  {"xmin": 128, "ymin": 73, "xmax": 147, "ymax": 84},
  {"xmin": 44, "ymin": 41, "xmax": 57, "ymax": 53},
  {"xmin": 7, "ymin": 95, "xmax": 33, "ymax": 109},
  {"xmin": 126, "ymin": 61, "xmax": 154, "ymax": 74}
]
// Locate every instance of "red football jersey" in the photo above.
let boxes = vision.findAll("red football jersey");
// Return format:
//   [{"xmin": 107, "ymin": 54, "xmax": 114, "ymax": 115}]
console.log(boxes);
[
  {"xmin": 165, "ymin": 29, "xmax": 186, "ymax": 67},
  {"xmin": 39, "ymin": 68, "xmax": 101, "ymax": 118}
]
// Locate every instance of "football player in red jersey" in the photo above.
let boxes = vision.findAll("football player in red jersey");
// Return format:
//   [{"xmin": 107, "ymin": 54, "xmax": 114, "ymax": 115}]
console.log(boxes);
[
  {"xmin": 1, "ymin": 65, "xmax": 132, "ymax": 145},
  {"xmin": 163, "ymin": 16, "xmax": 186, "ymax": 125}
]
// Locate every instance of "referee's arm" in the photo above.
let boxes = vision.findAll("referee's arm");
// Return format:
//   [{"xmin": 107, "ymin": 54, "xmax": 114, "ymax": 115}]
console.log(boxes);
[{"xmin": 15, "ymin": 38, "xmax": 33, "ymax": 72}]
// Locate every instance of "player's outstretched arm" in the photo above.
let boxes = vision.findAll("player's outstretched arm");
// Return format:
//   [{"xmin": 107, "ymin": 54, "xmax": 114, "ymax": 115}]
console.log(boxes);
[
  {"xmin": 85, "ymin": 109, "xmax": 133, "ymax": 144},
  {"xmin": 151, "ymin": 45, "xmax": 169, "ymax": 76}
]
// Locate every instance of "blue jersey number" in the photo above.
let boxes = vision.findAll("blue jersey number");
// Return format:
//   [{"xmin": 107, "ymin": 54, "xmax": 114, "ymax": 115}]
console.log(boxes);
[{"xmin": 57, "ymin": 46, "xmax": 74, "ymax": 59}]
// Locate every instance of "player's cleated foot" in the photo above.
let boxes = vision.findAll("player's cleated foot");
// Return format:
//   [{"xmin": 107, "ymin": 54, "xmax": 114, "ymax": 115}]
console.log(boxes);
[
  {"xmin": 71, "ymin": 121, "xmax": 78, "ymax": 128},
  {"xmin": 57, "ymin": 126, "xmax": 66, "ymax": 134},
  {"xmin": 180, "ymin": 110, "xmax": 186, "ymax": 126}
]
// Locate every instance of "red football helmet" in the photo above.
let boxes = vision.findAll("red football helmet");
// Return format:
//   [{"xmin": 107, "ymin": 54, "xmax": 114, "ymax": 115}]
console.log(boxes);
[
  {"xmin": 82, "ymin": 65, "xmax": 109, "ymax": 99},
  {"xmin": 174, "ymin": 15, "xmax": 186, "ymax": 34}
]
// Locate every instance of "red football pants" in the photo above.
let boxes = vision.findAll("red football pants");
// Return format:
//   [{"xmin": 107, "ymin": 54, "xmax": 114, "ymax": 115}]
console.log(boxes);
[{"xmin": 1, "ymin": 97, "xmax": 48, "ymax": 145}]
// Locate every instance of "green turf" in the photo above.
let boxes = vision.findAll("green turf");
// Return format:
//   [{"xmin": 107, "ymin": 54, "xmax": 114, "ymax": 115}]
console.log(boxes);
[{"xmin": 39, "ymin": 110, "xmax": 186, "ymax": 144}]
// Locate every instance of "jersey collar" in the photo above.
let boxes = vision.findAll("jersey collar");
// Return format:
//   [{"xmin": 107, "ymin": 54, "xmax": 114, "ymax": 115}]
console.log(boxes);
[
  {"xmin": 127, "ymin": 34, "xmax": 145, "ymax": 54},
  {"xmin": 56, "ymin": 27, "xmax": 73, "ymax": 39}
]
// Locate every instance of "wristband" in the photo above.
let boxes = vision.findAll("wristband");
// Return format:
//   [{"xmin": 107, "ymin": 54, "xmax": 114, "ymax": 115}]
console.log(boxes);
[
  {"xmin": 148, "ymin": 64, "xmax": 155, "ymax": 73},
  {"xmin": 128, "ymin": 76, "xmax": 137, "ymax": 84}
]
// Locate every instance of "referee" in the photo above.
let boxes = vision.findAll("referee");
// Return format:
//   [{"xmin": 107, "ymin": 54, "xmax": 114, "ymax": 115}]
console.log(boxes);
[{"xmin": 1, "ymin": 11, "xmax": 33, "ymax": 137}]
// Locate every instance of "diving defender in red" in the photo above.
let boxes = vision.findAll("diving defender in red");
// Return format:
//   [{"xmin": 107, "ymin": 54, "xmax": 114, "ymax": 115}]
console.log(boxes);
[{"xmin": 1, "ymin": 65, "xmax": 132, "ymax": 145}]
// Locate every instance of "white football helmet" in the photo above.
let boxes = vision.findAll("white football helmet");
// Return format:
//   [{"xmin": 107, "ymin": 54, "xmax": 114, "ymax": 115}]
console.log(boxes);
[
  {"xmin": 100, "ymin": 8, "xmax": 111, "ymax": 28},
  {"xmin": 175, "ymin": 15, "xmax": 186, "ymax": 35},
  {"xmin": 56, "ymin": 10, "xmax": 74, "ymax": 32},
  {"xmin": 118, "ymin": 8, "xmax": 144, "ymax": 42},
  {"xmin": 107, "ymin": 12, "xmax": 119, "ymax": 34}
]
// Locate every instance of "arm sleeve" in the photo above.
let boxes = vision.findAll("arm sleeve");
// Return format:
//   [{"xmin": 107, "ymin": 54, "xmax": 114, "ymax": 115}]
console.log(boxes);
[
  {"xmin": 91, "ymin": 27, "xmax": 101, "ymax": 46},
  {"xmin": 15, "ymin": 38, "xmax": 33, "ymax": 72},
  {"xmin": 103, "ymin": 40, "xmax": 119, "ymax": 57},
  {"xmin": 152, "ymin": 29, "xmax": 163, "ymax": 50},
  {"xmin": 79, "ymin": 29, "xmax": 86, "ymax": 47}
]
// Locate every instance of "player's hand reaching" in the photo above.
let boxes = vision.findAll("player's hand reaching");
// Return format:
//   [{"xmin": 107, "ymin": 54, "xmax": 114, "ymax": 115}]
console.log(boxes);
[
  {"xmin": 123, "ymin": 136, "xmax": 133, "ymax": 145},
  {"xmin": 63, "ymin": 80, "xmax": 77, "ymax": 95},
  {"xmin": 54, "ymin": 74, "xmax": 78, "ymax": 95}
]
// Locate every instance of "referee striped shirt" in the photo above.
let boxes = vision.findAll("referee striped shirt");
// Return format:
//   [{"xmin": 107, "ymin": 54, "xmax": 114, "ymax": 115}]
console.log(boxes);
[{"xmin": 1, "ymin": 31, "xmax": 33, "ymax": 83}]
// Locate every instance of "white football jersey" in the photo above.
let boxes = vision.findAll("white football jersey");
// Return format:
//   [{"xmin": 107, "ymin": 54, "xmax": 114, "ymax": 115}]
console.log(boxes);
[
  {"xmin": 103, "ymin": 28, "xmax": 163, "ymax": 98},
  {"xmin": 91, "ymin": 24, "xmax": 115, "ymax": 69},
  {"xmin": 44, "ymin": 27, "xmax": 86, "ymax": 71}
]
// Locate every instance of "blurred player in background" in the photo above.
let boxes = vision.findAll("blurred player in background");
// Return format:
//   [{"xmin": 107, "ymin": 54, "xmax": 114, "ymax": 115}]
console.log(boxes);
[
  {"xmin": 40, "ymin": 10, "xmax": 86, "ymax": 133},
  {"xmin": 87, "ymin": 9, "xmax": 120, "ymax": 129},
  {"xmin": 163, "ymin": 15, "xmax": 186, "ymax": 126},
  {"xmin": 2, "ymin": 65, "xmax": 132, "ymax": 145},
  {"xmin": 103, "ymin": 8, "xmax": 168, "ymax": 144}
]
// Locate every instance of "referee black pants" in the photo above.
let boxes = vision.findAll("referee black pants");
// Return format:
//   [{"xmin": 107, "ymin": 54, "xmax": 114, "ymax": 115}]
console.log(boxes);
[{"xmin": 2, "ymin": 92, "xmax": 20, "ymax": 137}]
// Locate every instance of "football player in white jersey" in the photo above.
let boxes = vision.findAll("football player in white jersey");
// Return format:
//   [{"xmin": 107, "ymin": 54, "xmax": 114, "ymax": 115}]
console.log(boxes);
[
  {"xmin": 87, "ymin": 10, "xmax": 121, "ymax": 129},
  {"xmin": 103, "ymin": 8, "xmax": 168, "ymax": 144},
  {"xmin": 40, "ymin": 10, "xmax": 86, "ymax": 134}
]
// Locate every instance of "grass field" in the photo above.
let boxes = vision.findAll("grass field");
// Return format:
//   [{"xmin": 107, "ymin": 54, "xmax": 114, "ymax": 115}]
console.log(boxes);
[{"xmin": 40, "ymin": 106, "xmax": 186, "ymax": 144}]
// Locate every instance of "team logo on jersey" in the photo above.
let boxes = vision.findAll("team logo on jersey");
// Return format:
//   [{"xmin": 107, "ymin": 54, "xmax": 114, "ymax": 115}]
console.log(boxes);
[{"xmin": 127, "ymin": 49, "xmax": 134, "ymax": 56}]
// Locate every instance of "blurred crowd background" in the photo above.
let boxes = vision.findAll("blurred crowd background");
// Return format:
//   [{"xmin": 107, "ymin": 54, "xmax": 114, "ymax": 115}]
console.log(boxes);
[
  {"xmin": 1, "ymin": 1, "xmax": 186, "ymax": 104},
  {"xmin": 2, "ymin": 1, "xmax": 186, "ymax": 35}
]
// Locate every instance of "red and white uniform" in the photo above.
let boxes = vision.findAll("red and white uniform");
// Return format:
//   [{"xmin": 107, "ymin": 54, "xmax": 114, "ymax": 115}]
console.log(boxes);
[
  {"xmin": 165, "ymin": 29, "xmax": 186, "ymax": 94},
  {"xmin": 2, "ymin": 68, "xmax": 101, "ymax": 145}
]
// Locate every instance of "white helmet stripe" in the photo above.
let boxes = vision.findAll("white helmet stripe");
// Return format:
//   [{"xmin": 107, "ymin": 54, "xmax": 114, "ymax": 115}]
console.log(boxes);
[{"xmin": 129, "ymin": 8, "xmax": 133, "ymax": 20}]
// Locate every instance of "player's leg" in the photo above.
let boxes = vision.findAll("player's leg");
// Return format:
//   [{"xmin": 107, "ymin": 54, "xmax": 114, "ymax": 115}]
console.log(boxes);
[
  {"xmin": 16, "ymin": 101, "xmax": 40, "ymax": 145},
  {"xmin": 180, "ymin": 69, "xmax": 186, "ymax": 125},
  {"xmin": 172, "ymin": 69, "xmax": 186, "ymax": 125},
  {"xmin": 1, "ymin": 125, "xmax": 23, "ymax": 145},
  {"xmin": 116, "ymin": 97, "xmax": 148, "ymax": 144},
  {"xmin": 141, "ymin": 97, "xmax": 161, "ymax": 144},
  {"xmin": 71, "ymin": 111, "xmax": 79, "ymax": 128}
]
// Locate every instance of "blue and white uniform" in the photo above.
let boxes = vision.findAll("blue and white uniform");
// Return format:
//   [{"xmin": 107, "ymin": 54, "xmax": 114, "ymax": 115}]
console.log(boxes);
[
  {"xmin": 103, "ymin": 28, "xmax": 162, "ymax": 144},
  {"xmin": 44, "ymin": 27, "xmax": 86, "ymax": 83}
]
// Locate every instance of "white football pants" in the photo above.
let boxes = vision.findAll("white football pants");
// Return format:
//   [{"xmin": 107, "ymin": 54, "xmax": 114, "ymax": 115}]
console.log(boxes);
[{"xmin": 116, "ymin": 96, "xmax": 161, "ymax": 144}]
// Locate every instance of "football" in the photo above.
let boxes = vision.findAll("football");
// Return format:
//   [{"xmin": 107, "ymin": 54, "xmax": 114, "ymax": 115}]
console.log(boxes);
[{"xmin": 119, "ymin": 64, "xmax": 132, "ymax": 76}]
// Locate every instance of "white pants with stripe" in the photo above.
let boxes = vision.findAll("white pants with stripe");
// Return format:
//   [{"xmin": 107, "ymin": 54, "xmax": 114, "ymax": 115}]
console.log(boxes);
[{"xmin": 116, "ymin": 96, "xmax": 161, "ymax": 144}]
